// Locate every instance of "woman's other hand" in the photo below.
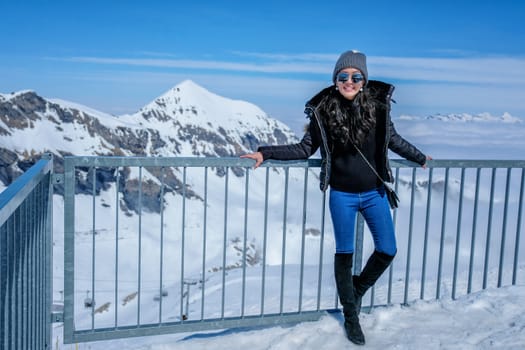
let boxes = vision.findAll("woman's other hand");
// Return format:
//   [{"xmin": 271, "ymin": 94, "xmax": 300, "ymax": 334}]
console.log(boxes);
[
  {"xmin": 240, "ymin": 152, "xmax": 264, "ymax": 169},
  {"xmin": 422, "ymin": 155, "xmax": 433, "ymax": 169}
]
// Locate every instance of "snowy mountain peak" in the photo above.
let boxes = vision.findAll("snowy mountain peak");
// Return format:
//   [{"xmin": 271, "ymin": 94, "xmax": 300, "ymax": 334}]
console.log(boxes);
[
  {"xmin": 138, "ymin": 80, "xmax": 270, "ymax": 127},
  {"xmin": 145, "ymin": 79, "xmax": 218, "ymax": 112},
  {"xmin": 129, "ymin": 81, "xmax": 297, "ymax": 159}
]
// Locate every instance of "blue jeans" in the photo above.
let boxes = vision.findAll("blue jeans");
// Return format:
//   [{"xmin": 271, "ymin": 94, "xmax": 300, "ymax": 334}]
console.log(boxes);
[{"xmin": 329, "ymin": 187, "xmax": 397, "ymax": 256}]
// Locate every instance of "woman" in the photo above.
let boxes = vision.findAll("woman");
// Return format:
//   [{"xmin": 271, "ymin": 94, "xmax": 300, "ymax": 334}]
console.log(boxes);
[{"xmin": 241, "ymin": 50, "xmax": 430, "ymax": 345}]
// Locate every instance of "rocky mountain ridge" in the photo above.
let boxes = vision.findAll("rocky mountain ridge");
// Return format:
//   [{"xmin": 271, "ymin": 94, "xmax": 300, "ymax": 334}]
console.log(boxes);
[{"xmin": 0, "ymin": 81, "xmax": 298, "ymax": 213}]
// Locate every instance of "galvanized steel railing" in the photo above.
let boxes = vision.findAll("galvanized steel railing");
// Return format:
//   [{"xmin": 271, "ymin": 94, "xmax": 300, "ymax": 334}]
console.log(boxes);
[
  {"xmin": 62, "ymin": 156, "xmax": 525, "ymax": 344},
  {"xmin": 0, "ymin": 154, "xmax": 54, "ymax": 350}
]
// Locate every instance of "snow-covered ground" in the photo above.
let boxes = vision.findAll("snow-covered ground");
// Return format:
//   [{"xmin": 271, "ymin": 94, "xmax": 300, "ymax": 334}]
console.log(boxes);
[{"xmin": 53, "ymin": 282, "xmax": 525, "ymax": 349}]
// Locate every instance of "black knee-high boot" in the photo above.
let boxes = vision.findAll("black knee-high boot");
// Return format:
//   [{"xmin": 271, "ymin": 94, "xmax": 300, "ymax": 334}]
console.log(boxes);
[
  {"xmin": 353, "ymin": 250, "xmax": 395, "ymax": 314},
  {"xmin": 334, "ymin": 253, "xmax": 365, "ymax": 345}
]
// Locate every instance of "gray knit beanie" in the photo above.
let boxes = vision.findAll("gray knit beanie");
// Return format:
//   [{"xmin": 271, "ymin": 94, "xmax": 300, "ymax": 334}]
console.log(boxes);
[{"xmin": 332, "ymin": 50, "xmax": 368, "ymax": 85}]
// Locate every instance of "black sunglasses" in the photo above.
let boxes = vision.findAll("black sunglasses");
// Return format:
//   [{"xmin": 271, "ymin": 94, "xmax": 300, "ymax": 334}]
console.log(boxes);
[{"xmin": 336, "ymin": 72, "xmax": 364, "ymax": 84}]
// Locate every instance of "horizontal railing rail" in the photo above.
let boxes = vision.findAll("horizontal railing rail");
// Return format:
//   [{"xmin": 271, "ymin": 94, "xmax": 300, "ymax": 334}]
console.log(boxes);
[
  {"xmin": 0, "ymin": 155, "xmax": 54, "ymax": 350},
  {"xmin": 62, "ymin": 156, "xmax": 524, "ymax": 344}
]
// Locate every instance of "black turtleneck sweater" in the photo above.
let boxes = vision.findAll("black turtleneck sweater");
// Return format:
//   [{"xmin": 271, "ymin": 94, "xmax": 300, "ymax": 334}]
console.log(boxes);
[{"xmin": 329, "ymin": 124, "xmax": 382, "ymax": 193}]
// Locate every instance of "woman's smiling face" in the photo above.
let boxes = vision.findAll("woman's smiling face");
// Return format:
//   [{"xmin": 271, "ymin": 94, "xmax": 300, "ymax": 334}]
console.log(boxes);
[{"xmin": 335, "ymin": 67, "xmax": 365, "ymax": 100}]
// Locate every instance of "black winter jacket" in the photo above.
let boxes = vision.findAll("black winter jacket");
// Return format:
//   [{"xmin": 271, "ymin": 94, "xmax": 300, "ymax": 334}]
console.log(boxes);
[{"xmin": 258, "ymin": 80, "xmax": 427, "ymax": 192}]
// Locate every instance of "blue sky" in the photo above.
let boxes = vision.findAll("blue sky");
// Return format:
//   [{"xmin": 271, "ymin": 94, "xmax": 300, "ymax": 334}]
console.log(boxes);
[{"xmin": 1, "ymin": 0, "xmax": 524, "ymax": 134}]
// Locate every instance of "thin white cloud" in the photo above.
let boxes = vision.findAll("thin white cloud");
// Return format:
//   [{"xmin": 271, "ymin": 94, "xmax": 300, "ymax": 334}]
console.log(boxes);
[
  {"xmin": 59, "ymin": 53, "xmax": 525, "ymax": 86},
  {"xmin": 64, "ymin": 56, "xmax": 329, "ymax": 74},
  {"xmin": 229, "ymin": 51, "xmax": 337, "ymax": 62},
  {"xmin": 370, "ymin": 56, "xmax": 525, "ymax": 84}
]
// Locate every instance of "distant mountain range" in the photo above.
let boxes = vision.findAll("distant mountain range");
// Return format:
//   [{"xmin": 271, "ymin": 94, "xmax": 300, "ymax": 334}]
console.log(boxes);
[{"xmin": 399, "ymin": 112, "xmax": 522, "ymax": 123}]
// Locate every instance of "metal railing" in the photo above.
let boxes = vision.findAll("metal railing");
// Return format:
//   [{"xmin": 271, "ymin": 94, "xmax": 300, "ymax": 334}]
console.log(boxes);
[
  {"xmin": 61, "ymin": 156, "xmax": 525, "ymax": 344},
  {"xmin": 0, "ymin": 155, "xmax": 54, "ymax": 350}
]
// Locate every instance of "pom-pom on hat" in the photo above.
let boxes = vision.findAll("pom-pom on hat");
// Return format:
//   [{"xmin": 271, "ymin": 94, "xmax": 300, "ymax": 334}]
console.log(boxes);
[{"xmin": 332, "ymin": 50, "xmax": 368, "ymax": 85}]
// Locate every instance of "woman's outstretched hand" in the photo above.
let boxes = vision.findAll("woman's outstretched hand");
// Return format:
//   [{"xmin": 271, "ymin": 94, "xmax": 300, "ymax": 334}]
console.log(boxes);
[
  {"xmin": 240, "ymin": 152, "xmax": 264, "ymax": 169},
  {"xmin": 422, "ymin": 155, "xmax": 433, "ymax": 169}
]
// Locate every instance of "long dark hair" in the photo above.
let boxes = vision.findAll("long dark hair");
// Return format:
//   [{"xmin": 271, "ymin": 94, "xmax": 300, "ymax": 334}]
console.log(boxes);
[{"xmin": 319, "ymin": 87, "xmax": 379, "ymax": 147}]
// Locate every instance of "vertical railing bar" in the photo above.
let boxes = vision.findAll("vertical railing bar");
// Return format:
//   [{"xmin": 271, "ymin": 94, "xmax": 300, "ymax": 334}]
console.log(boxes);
[
  {"xmin": 0, "ymin": 225, "xmax": 4, "ymax": 350},
  {"xmin": 241, "ymin": 169, "xmax": 250, "ymax": 318},
  {"xmin": 63, "ymin": 158, "xmax": 76, "ymax": 343},
  {"xmin": 221, "ymin": 168, "xmax": 229, "ymax": 319},
  {"xmin": 91, "ymin": 167, "xmax": 96, "ymax": 330},
  {"xmin": 17, "ymin": 201, "xmax": 22, "ymax": 348},
  {"xmin": 33, "ymin": 183, "xmax": 40, "ymax": 348},
  {"xmin": 41, "ymin": 176, "xmax": 47, "ymax": 345},
  {"xmin": 298, "ymin": 167, "xmax": 309, "ymax": 312},
  {"xmin": 27, "ymin": 191, "xmax": 34, "ymax": 349},
  {"xmin": 114, "ymin": 167, "xmax": 120, "ymax": 328},
  {"xmin": 468, "ymin": 168, "xmax": 481, "ymax": 293},
  {"xmin": 201, "ymin": 167, "xmax": 208, "ymax": 320},
  {"xmin": 36, "ymin": 182, "xmax": 42, "ymax": 348},
  {"xmin": 497, "ymin": 168, "xmax": 512, "ymax": 287},
  {"xmin": 19, "ymin": 200, "xmax": 26, "ymax": 350},
  {"xmin": 180, "ymin": 167, "xmax": 187, "ymax": 322},
  {"xmin": 387, "ymin": 167, "xmax": 400, "ymax": 305},
  {"xmin": 46, "ymin": 171, "xmax": 53, "ymax": 348},
  {"xmin": 37, "ymin": 180, "xmax": 43, "ymax": 348},
  {"xmin": 483, "ymin": 168, "xmax": 496, "ymax": 289},
  {"xmin": 354, "ymin": 214, "xmax": 364, "ymax": 273},
  {"xmin": 137, "ymin": 166, "xmax": 144, "ymax": 326},
  {"xmin": 44, "ymin": 173, "xmax": 51, "ymax": 348},
  {"xmin": 5, "ymin": 217, "xmax": 8, "ymax": 349},
  {"xmin": 45, "ymin": 174, "xmax": 52, "ymax": 348},
  {"xmin": 260, "ymin": 168, "xmax": 270, "ymax": 316},
  {"xmin": 403, "ymin": 168, "xmax": 417, "ymax": 304},
  {"xmin": 31, "ymin": 178, "xmax": 36, "ymax": 349},
  {"xmin": 1, "ymin": 224, "xmax": 7, "ymax": 350},
  {"xmin": 279, "ymin": 168, "xmax": 290, "ymax": 314},
  {"xmin": 35, "ymin": 180, "xmax": 41, "ymax": 347},
  {"xmin": 1, "ymin": 224, "xmax": 5, "ymax": 349},
  {"xmin": 316, "ymin": 190, "xmax": 327, "ymax": 311},
  {"xmin": 43, "ymin": 177, "xmax": 49, "ymax": 347},
  {"xmin": 512, "ymin": 168, "xmax": 524, "ymax": 285},
  {"xmin": 8, "ymin": 214, "xmax": 14, "ymax": 349},
  {"xmin": 15, "ymin": 202, "xmax": 21, "ymax": 349},
  {"xmin": 20, "ymin": 196, "xmax": 25, "ymax": 350},
  {"xmin": 18, "ymin": 195, "xmax": 26, "ymax": 348},
  {"xmin": 452, "ymin": 168, "xmax": 466, "ymax": 300},
  {"xmin": 353, "ymin": 215, "xmax": 365, "ymax": 308},
  {"xmin": 23, "ymin": 198, "xmax": 28, "ymax": 349},
  {"xmin": 14, "ymin": 210, "xmax": 20, "ymax": 349},
  {"xmin": 159, "ymin": 167, "xmax": 166, "ymax": 323},
  {"xmin": 43, "ymin": 178, "xmax": 49, "ymax": 347},
  {"xmin": 9, "ymin": 208, "xmax": 14, "ymax": 350},
  {"xmin": 12, "ymin": 212, "xmax": 17, "ymax": 348},
  {"xmin": 39, "ymin": 176, "xmax": 44, "ymax": 346},
  {"xmin": 420, "ymin": 167, "xmax": 433, "ymax": 300},
  {"xmin": 436, "ymin": 167, "xmax": 449, "ymax": 300},
  {"xmin": 3, "ymin": 221, "xmax": 8, "ymax": 349},
  {"xmin": 38, "ymin": 176, "xmax": 44, "ymax": 347},
  {"xmin": 21, "ymin": 194, "xmax": 28, "ymax": 350},
  {"xmin": 7, "ymin": 215, "xmax": 11, "ymax": 350}
]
